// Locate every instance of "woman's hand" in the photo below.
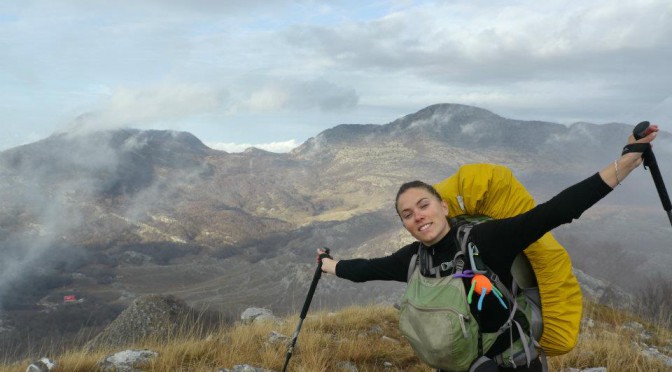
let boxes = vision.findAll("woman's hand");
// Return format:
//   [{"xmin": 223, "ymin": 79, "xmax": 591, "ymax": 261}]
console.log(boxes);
[
  {"xmin": 600, "ymin": 124, "xmax": 659, "ymax": 188},
  {"xmin": 317, "ymin": 248, "xmax": 338, "ymax": 275}
]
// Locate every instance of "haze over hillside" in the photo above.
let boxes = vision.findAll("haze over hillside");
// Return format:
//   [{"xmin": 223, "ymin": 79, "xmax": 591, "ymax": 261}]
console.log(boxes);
[{"xmin": 0, "ymin": 103, "xmax": 670, "ymax": 359}]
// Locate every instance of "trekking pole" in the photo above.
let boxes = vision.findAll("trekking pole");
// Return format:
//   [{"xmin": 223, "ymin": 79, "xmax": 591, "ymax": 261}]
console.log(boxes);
[
  {"xmin": 281, "ymin": 248, "xmax": 331, "ymax": 372},
  {"xmin": 632, "ymin": 121, "xmax": 672, "ymax": 226}
]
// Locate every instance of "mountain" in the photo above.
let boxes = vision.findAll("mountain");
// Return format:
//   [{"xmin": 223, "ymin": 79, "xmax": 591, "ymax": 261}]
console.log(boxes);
[{"xmin": 0, "ymin": 103, "xmax": 670, "ymax": 359}]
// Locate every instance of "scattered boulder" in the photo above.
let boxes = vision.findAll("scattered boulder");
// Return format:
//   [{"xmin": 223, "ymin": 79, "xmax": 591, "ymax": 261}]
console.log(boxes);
[
  {"xmin": 381, "ymin": 336, "xmax": 399, "ymax": 344},
  {"xmin": 641, "ymin": 346, "xmax": 672, "ymax": 367},
  {"xmin": 85, "ymin": 295, "xmax": 198, "ymax": 350},
  {"xmin": 369, "ymin": 325, "xmax": 383, "ymax": 334},
  {"xmin": 336, "ymin": 361, "xmax": 358, "ymax": 371},
  {"xmin": 574, "ymin": 269, "xmax": 634, "ymax": 309},
  {"xmin": 267, "ymin": 331, "xmax": 289, "ymax": 345},
  {"xmin": 25, "ymin": 358, "xmax": 56, "ymax": 372},
  {"xmin": 99, "ymin": 349, "xmax": 157, "ymax": 372},
  {"xmin": 217, "ymin": 364, "xmax": 275, "ymax": 372},
  {"xmin": 621, "ymin": 321, "xmax": 645, "ymax": 333},
  {"xmin": 241, "ymin": 307, "xmax": 278, "ymax": 324}
]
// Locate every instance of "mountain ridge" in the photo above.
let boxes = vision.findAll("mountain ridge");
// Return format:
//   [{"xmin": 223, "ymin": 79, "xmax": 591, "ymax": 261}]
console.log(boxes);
[{"xmin": 0, "ymin": 103, "xmax": 670, "ymax": 360}]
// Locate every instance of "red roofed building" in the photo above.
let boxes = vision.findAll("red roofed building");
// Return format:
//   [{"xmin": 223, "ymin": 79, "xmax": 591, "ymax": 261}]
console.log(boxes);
[{"xmin": 63, "ymin": 295, "xmax": 77, "ymax": 303}]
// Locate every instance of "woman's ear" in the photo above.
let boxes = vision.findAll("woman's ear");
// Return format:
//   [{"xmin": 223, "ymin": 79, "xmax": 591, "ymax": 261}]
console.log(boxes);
[{"xmin": 441, "ymin": 200, "xmax": 449, "ymax": 216}]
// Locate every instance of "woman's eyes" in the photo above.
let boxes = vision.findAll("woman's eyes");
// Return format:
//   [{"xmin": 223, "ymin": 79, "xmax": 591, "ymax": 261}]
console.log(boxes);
[{"xmin": 402, "ymin": 202, "xmax": 430, "ymax": 219}]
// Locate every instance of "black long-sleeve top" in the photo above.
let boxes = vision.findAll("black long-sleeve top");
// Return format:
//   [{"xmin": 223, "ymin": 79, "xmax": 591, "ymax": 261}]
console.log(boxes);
[{"xmin": 335, "ymin": 173, "xmax": 612, "ymax": 354}]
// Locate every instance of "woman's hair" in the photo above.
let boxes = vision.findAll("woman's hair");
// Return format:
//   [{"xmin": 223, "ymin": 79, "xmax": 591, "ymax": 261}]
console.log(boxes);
[{"xmin": 395, "ymin": 180, "xmax": 443, "ymax": 215}]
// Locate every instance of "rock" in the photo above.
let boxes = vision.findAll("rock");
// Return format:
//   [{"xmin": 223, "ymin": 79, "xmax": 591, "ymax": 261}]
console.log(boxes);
[
  {"xmin": 85, "ymin": 295, "xmax": 198, "ymax": 350},
  {"xmin": 26, "ymin": 358, "xmax": 56, "ymax": 372},
  {"xmin": 241, "ymin": 307, "xmax": 277, "ymax": 324},
  {"xmin": 621, "ymin": 321, "xmax": 645, "ymax": 332},
  {"xmin": 267, "ymin": 331, "xmax": 289, "ymax": 345},
  {"xmin": 573, "ymin": 268, "xmax": 634, "ymax": 309},
  {"xmin": 582, "ymin": 318, "xmax": 595, "ymax": 328},
  {"xmin": 99, "ymin": 349, "xmax": 157, "ymax": 372},
  {"xmin": 336, "ymin": 361, "xmax": 358, "ymax": 371},
  {"xmin": 642, "ymin": 346, "xmax": 672, "ymax": 367},
  {"xmin": 381, "ymin": 336, "xmax": 399, "ymax": 343},
  {"xmin": 217, "ymin": 364, "xmax": 275, "ymax": 372},
  {"xmin": 369, "ymin": 325, "xmax": 383, "ymax": 334}
]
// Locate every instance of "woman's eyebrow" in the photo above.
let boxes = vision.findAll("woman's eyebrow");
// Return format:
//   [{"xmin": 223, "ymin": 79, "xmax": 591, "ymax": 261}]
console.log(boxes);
[
  {"xmin": 400, "ymin": 197, "xmax": 430, "ymax": 213},
  {"xmin": 416, "ymin": 197, "xmax": 430, "ymax": 205}
]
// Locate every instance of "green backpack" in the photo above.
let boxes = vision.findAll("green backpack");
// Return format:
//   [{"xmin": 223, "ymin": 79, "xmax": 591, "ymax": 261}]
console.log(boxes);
[{"xmin": 398, "ymin": 217, "xmax": 544, "ymax": 372}]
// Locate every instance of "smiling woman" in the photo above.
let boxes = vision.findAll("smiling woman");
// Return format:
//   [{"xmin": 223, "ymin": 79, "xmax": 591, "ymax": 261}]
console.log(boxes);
[
  {"xmin": 395, "ymin": 181, "xmax": 450, "ymax": 246},
  {"xmin": 318, "ymin": 127, "xmax": 659, "ymax": 371}
]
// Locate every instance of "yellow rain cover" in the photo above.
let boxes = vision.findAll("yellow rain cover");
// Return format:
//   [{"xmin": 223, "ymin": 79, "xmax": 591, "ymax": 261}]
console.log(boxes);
[{"xmin": 433, "ymin": 163, "xmax": 581, "ymax": 356}]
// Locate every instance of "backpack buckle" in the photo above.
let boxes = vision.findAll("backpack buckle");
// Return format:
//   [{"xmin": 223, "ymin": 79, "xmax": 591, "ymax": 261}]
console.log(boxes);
[
  {"xmin": 440, "ymin": 261, "xmax": 454, "ymax": 272},
  {"xmin": 455, "ymin": 257, "xmax": 465, "ymax": 273}
]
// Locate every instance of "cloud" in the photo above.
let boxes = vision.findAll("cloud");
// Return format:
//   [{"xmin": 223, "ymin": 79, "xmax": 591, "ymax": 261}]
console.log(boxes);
[
  {"xmin": 283, "ymin": 1, "xmax": 672, "ymax": 83},
  {"xmin": 2, "ymin": 0, "xmax": 672, "ymax": 151},
  {"xmin": 63, "ymin": 83, "xmax": 227, "ymax": 135},
  {"xmin": 278, "ymin": 0, "xmax": 672, "ymax": 126},
  {"xmin": 14, "ymin": 0, "xmax": 300, "ymax": 17},
  {"xmin": 207, "ymin": 139, "xmax": 300, "ymax": 153},
  {"xmin": 240, "ymin": 79, "xmax": 359, "ymax": 113}
]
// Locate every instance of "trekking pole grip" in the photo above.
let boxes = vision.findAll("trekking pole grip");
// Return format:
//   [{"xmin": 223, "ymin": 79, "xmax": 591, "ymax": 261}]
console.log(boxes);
[
  {"xmin": 632, "ymin": 121, "xmax": 672, "ymax": 226},
  {"xmin": 300, "ymin": 247, "xmax": 330, "ymax": 319}
]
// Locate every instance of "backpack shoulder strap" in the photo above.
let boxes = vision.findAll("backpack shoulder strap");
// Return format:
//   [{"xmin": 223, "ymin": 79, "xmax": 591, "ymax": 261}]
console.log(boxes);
[
  {"xmin": 454, "ymin": 219, "xmax": 488, "ymax": 274},
  {"xmin": 407, "ymin": 253, "xmax": 418, "ymax": 283},
  {"xmin": 407, "ymin": 242, "xmax": 421, "ymax": 282}
]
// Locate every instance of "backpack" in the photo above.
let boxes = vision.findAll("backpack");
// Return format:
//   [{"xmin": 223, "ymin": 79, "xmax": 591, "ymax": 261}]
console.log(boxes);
[
  {"xmin": 397, "ymin": 164, "xmax": 581, "ymax": 371},
  {"xmin": 432, "ymin": 164, "xmax": 582, "ymax": 356},
  {"xmin": 399, "ymin": 216, "xmax": 542, "ymax": 371}
]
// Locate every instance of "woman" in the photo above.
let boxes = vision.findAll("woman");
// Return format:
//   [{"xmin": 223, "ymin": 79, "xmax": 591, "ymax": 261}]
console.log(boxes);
[{"xmin": 319, "ymin": 126, "xmax": 660, "ymax": 371}]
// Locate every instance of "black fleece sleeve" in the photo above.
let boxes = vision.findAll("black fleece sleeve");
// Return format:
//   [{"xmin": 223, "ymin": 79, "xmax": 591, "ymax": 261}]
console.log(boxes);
[
  {"xmin": 473, "ymin": 172, "xmax": 613, "ymax": 275},
  {"xmin": 335, "ymin": 242, "xmax": 418, "ymax": 283}
]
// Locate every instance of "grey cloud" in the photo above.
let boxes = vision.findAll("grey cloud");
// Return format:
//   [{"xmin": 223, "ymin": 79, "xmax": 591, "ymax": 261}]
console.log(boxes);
[
  {"xmin": 0, "ymin": 134, "xmax": 123, "ymax": 306},
  {"xmin": 63, "ymin": 83, "xmax": 229, "ymax": 135},
  {"xmin": 281, "ymin": 1, "xmax": 672, "ymax": 125},
  {"xmin": 241, "ymin": 79, "xmax": 359, "ymax": 113},
  {"xmin": 0, "ymin": 128, "xmax": 215, "ymax": 308},
  {"xmin": 282, "ymin": 2, "xmax": 672, "ymax": 85},
  {"xmin": 32, "ymin": 0, "xmax": 300, "ymax": 16},
  {"xmin": 292, "ymin": 80, "xmax": 359, "ymax": 112}
]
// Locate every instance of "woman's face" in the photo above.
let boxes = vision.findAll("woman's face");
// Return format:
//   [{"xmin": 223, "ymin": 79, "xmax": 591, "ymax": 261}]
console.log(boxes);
[{"xmin": 396, "ymin": 187, "xmax": 450, "ymax": 246}]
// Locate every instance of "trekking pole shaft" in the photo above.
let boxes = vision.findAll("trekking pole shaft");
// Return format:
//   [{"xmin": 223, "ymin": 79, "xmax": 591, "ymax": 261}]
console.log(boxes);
[
  {"xmin": 300, "ymin": 264, "xmax": 323, "ymax": 318},
  {"xmin": 647, "ymin": 153, "xmax": 672, "ymax": 211},
  {"xmin": 282, "ymin": 257, "xmax": 325, "ymax": 372},
  {"xmin": 633, "ymin": 122, "xmax": 672, "ymax": 226},
  {"xmin": 281, "ymin": 318, "xmax": 304, "ymax": 372}
]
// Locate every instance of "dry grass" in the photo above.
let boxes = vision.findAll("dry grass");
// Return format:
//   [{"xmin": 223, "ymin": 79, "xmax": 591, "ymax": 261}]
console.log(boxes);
[
  {"xmin": 1, "ymin": 301, "xmax": 669, "ymax": 372},
  {"xmin": 548, "ymin": 301, "xmax": 671, "ymax": 372}
]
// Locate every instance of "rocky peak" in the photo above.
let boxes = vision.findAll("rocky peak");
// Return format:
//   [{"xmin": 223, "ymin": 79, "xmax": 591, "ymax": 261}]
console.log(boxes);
[{"xmin": 84, "ymin": 294, "xmax": 202, "ymax": 351}]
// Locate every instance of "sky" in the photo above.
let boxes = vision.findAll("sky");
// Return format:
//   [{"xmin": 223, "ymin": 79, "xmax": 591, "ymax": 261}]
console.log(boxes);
[{"xmin": 1, "ymin": 0, "xmax": 671, "ymax": 153}]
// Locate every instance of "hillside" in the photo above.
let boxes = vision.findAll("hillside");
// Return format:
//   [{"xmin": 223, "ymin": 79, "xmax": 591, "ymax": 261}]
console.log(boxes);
[
  {"xmin": 0, "ymin": 103, "xmax": 671, "ymax": 359},
  {"xmin": 1, "ymin": 300, "xmax": 670, "ymax": 371}
]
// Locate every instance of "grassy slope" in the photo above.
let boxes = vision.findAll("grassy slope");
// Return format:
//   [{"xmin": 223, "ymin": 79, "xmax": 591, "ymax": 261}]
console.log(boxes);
[{"xmin": 1, "ymin": 301, "xmax": 669, "ymax": 372}]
